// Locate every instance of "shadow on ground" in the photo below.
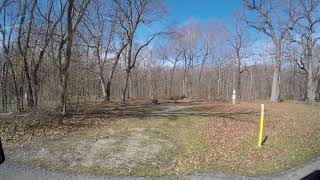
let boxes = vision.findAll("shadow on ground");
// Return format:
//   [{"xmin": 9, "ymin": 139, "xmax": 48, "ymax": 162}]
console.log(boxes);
[{"xmin": 67, "ymin": 102, "xmax": 259, "ymax": 121}]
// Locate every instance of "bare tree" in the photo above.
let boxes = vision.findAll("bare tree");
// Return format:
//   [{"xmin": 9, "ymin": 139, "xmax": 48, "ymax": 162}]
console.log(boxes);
[
  {"xmin": 30, "ymin": 0, "xmax": 66, "ymax": 107},
  {"xmin": 83, "ymin": 0, "xmax": 116, "ymax": 100},
  {"xmin": 16, "ymin": 0, "xmax": 37, "ymax": 109},
  {"xmin": 244, "ymin": 0, "xmax": 301, "ymax": 102},
  {"xmin": 61, "ymin": 0, "xmax": 91, "ymax": 115},
  {"xmin": 296, "ymin": 0, "xmax": 320, "ymax": 102},
  {"xmin": 0, "ymin": 0, "xmax": 19, "ymax": 111},
  {"xmin": 113, "ymin": 0, "xmax": 166, "ymax": 104},
  {"xmin": 230, "ymin": 17, "xmax": 251, "ymax": 99}
]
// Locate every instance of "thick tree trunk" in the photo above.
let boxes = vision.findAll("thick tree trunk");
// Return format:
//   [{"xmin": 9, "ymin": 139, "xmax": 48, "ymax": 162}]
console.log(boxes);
[
  {"xmin": 100, "ymin": 78, "xmax": 107, "ymax": 100},
  {"xmin": 22, "ymin": 57, "xmax": 35, "ymax": 108},
  {"xmin": 122, "ymin": 39, "xmax": 133, "ymax": 105},
  {"xmin": 306, "ymin": 37, "xmax": 317, "ymax": 103},
  {"xmin": 61, "ymin": 0, "xmax": 74, "ymax": 115},
  {"xmin": 98, "ymin": 65, "xmax": 107, "ymax": 100},
  {"xmin": 270, "ymin": 44, "xmax": 281, "ymax": 102},
  {"xmin": 106, "ymin": 81, "xmax": 111, "ymax": 101},
  {"xmin": 307, "ymin": 80, "xmax": 317, "ymax": 102}
]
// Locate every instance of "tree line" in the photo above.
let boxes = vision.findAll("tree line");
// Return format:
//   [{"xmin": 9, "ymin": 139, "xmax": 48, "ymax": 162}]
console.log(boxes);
[{"xmin": 0, "ymin": 0, "xmax": 319, "ymax": 114}]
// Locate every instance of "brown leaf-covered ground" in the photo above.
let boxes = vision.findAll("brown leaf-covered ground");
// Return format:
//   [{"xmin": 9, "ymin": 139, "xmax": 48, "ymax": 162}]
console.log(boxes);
[{"xmin": 0, "ymin": 100, "xmax": 319, "ymax": 176}]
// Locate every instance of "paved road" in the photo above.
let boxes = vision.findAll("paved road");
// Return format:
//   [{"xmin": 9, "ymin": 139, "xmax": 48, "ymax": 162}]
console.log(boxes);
[{"xmin": 0, "ymin": 157, "xmax": 319, "ymax": 180}]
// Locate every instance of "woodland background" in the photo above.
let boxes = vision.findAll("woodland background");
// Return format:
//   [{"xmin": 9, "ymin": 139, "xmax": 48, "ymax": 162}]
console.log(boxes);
[{"xmin": 0, "ymin": 0, "xmax": 319, "ymax": 114}]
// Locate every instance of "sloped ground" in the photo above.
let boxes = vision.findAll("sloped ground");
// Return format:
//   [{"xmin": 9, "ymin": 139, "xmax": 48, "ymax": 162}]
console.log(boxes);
[{"xmin": 0, "ymin": 100, "xmax": 319, "ymax": 177}]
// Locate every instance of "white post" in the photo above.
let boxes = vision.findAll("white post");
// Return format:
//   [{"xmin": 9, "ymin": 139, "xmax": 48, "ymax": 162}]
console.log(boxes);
[{"xmin": 232, "ymin": 89, "xmax": 236, "ymax": 104}]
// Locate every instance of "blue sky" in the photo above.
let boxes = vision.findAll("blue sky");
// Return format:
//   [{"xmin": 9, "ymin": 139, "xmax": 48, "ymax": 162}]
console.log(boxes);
[
  {"xmin": 137, "ymin": 1, "xmax": 245, "ymax": 41},
  {"xmin": 165, "ymin": 0, "xmax": 243, "ymax": 27}
]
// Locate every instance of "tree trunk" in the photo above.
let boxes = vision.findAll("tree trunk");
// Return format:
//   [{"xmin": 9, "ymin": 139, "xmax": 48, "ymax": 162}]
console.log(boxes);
[
  {"xmin": 307, "ymin": 79, "xmax": 317, "ymax": 102},
  {"xmin": 168, "ymin": 62, "xmax": 176, "ymax": 98},
  {"xmin": 100, "ymin": 78, "xmax": 107, "ymax": 100},
  {"xmin": 31, "ymin": 70, "xmax": 39, "ymax": 107},
  {"xmin": 122, "ymin": 70, "xmax": 130, "ymax": 104},
  {"xmin": 22, "ymin": 57, "xmax": 35, "ymax": 108},
  {"xmin": 249, "ymin": 70, "xmax": 253, "ymax": 100},
  {"xmin": 1, "ymin": 63, "xmax": 8, "ymax": 112},
  {"xmin": 106, "ymin": 81, "xmax": 111, "ymax": 101},
  {"xmin": 61, "ymin": 0, "xmax": 74, "ymax": 115},
  {"xmin": 236, "ymin": 55, "xmax": 241, "ymax": 99},
  {"xmin": 306, "ymin": 36, "xmax": 317, "ymax": 102},
  {"xmin": 122, "ymin": 39, "xmax": 133, "ymax": 105},
  {"xmin": 98, "ymin": 64, "xmax": 107, "ymax": 100},
  {"xmin": 128, "ymin": 74, "xmax": 131, "ymax": 99},
  {"xmin": 7, "ymin": 58, "xmax": 22, "ymax": 112},
  {"xmin": 217, "ymin": 64, "xmax": 221, "ymax": 100},
  {"xmin": 270, "ymin": 44, "xmax": 281, "ymax": 102}
]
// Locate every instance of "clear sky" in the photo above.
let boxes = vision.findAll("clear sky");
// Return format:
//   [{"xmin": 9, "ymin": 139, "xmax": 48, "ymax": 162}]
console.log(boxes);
[{"xmin": 165, "ymin": 0, "xmax": 243, "ymax": 27}]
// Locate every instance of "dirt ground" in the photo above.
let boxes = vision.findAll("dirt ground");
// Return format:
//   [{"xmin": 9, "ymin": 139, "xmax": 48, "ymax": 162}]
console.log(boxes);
[{"xmin": 0, "ymin": 100, "xmax": 319, "ymax": 176}]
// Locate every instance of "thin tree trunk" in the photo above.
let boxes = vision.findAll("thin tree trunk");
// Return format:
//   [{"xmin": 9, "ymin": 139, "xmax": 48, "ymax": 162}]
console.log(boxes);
[
  {"xmin": 32, "ymin": 73, "xmax": 39, "ymax": 107},
  {"xmin": 249, "ymin": 70, "xmax": 253, "ymax": 100},
  {"xmin": 1, "ymin": 62, "xmax": 8, "ymax": 112},
  {"xmin": 236, "ymin": 55, "xmax": 241, "ymax": 99},
  {"xmin": 169, "ymin": 62, "xmax": 176, "ymax": 98},
  {"xmin": 128, "ymin": 73, "xmax": 132, "ymax": 99},
  {"xmin": 7, "ymin": 58, "xmax": 21, "ymax": 112},
  {"xmin": 122, "ymin": 70, "xmax": 130, "ymax": 104}
]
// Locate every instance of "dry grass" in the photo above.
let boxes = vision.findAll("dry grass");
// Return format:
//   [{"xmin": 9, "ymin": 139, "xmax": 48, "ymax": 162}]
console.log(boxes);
[
  {"xmin": 1, "ymin": 100, "xmax": 319, "ymax": 176},
  {"xmin": 198, "ymin": 101, "xmax": 320, "ymax": 175}
]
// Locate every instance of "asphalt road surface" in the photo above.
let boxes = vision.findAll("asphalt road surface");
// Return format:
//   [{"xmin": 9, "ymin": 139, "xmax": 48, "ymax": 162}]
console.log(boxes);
[{"xmin": 0, "ymin": 157, "xmax": 320, "ymax": 180}]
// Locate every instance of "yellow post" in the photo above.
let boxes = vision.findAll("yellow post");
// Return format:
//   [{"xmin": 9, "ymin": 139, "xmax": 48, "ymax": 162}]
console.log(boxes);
[{"xmin": 258, "ymin": 104, "xmax": 265, "ymax": 147}]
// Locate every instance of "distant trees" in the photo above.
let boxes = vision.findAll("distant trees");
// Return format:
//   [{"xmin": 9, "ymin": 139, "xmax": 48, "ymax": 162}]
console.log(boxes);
[{"xmin": 1, "ymin": 0, "xmax": 320, "ymax": 114}]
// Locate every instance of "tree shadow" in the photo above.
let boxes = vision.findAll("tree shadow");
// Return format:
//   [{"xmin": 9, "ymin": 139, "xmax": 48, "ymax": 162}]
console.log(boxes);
[
  {"xmin": 62, "ymin": 100, "xmax": 261, "ymax": 127},
  {"xmin": 301, "ymin": 170, "xmax": 320, "ymax": 180}
]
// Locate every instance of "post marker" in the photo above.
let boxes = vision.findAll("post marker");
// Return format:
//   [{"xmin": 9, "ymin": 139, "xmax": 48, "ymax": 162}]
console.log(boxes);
[{"xmin": 258, "ymin": 104, "xmax": 265, "ymax": 148}]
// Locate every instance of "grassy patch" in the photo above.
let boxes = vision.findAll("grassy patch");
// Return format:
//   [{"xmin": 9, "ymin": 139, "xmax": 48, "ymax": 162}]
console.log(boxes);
[
  {"xmin": 197, "ymin": 102, "xmax": 320, "ymax": 176},
  {"xmin": 4, "ymin": 101, "xmax": 320, "ymax": 177}
]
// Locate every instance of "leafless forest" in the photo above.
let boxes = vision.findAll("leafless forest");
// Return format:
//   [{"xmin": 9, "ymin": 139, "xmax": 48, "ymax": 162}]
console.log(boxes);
[{"xmin": 1, "ymin": 0, "xmax": 320, "ymax": 114}]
